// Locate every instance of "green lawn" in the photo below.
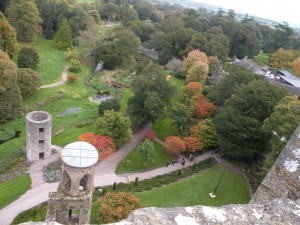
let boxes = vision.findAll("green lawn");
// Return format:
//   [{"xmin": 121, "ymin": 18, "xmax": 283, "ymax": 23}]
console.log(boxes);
[
  {"xmin": 169, "ymin": 77, "xmax": 185, "ymax": 90},
  {"xmin": 120, "ymin": 88, "xmax": 132, "ymax": 114},
  {"xmin": 0, "ymin": 174, "xmax": 31, "ymax": 209},
  {"xmin": 254, "ymin": 52, "xmax": 269, "ymax": 65},
  {"xmin": 134, "ymin": 165, "xmax": 250, "ymax": 207},
  {"xmin": 152, "ymin": 118, "xmax": 178, "ymax": 141},
  {"xmin": 52, "ymin": 124, "xmax": 95, "ymax": 147},
  {"xmin": 20, "ymin": 37, "xmax": 66, "ymax": 85},
  {"xmin": 116, "ymin": 141, "xmax": 177, "ymax": 174},
  {"xmin": 90, "ymin": 201, "xmax": 100, "ymax": 224},
  {"xmin": 11, "ymin": 202, "xmax": 47, "ymax": 225}
]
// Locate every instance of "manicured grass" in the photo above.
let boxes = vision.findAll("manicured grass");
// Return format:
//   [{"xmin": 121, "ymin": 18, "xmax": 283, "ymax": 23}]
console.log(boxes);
[
  {"xmin": 0, "ymin": 174, "xmax": 31, "ymax": 209},
  {"xmin": 52, "ymin": 124, "xmax": 95, "ymax": 147},
  {"xmin": 120, "ymin": 88, "xmax": 132, "ymax": 114},
  {"xmin": 134, "ymin": 165, "xmax": 250, "ymax": 207},
  {"xmin": 169, "ymin": 77, "xmax": 185, "ymax": 90},
  {"xmin": 152, "ymin": 118, "xmax": 178, "ymax": 141},
  {"xmin": 11, "ymin": 202, "xmax": 47, "ymax": 225},
  {"xmin": 20, "ymin": 37, "xmax": 66, "ymax": 85},
  {"xmin": 90, "ymin": 201, "xmax": 100, "ymax": 224},
  {"xmin": 116, "ymin": 141, "xmax": 177, "ymax": 174},
  {"xmin": 254, "ymin": 52, "xmax": 269, "ymax": 65}
]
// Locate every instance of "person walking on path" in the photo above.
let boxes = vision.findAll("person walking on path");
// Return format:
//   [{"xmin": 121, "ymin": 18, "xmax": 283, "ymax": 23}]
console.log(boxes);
[
  {"xmin": 172, "ymin": 159, "xmax": 176, "ymax": 166},
  {"xmin": 166, "ymin": 161, "xmax": 170, "ymax": 167}
]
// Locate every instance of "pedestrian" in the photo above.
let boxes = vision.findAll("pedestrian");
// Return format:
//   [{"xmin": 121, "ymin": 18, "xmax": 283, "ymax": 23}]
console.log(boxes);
[
  {"xmin": 189, "ymin": 154, "xmax": 192, "ymax": 161},
  {"xmin": 172, "ymin": 159, "xmax": 176, "ymax": 166},
  {"xmin": 182, "ymin": 160, "xmax": 186, "ymax": 166},
  {"xmin": 166, "ymin": 161, "xmax": 170, "ymax": 167},
  {"xmin": 190, "ymin": 155, "xmax": 194, "ymax": 162}
]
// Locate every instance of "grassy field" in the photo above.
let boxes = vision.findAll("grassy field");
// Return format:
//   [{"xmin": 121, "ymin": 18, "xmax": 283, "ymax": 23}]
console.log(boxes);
[
  {"xmin": 0, "ymin": 174, "xmax": 31, "ymax": 209},
  {"xmin": 52, "ymin": 124, "xmax": 95, "ymax": 147},
  {"xmin": 152, "ymin": 118, "xmax": 178, "ymax": 141},
  {"xmin": 116, "ymin": 141, "xmax": 177, "ymax": 174},
  {"xmin": 134, "ymin": 165, "xmax": 250, "ymax": 207},
  {"xmin": 120, "ymin": 88, "xmax": 132, "ymax": 114},
  {"xmin": 20, "ymin": 37, "xmax": 66, "ymax": 85},
  {"xmin": 254, "ymin": 51, "xmax": 269, "ymax": 65},
  {"xmin": 90, "ymin": 201, "xmax": 100, "ymax": 224}
]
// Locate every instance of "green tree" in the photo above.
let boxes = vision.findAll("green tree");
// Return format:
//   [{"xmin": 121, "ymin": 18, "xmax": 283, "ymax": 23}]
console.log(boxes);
[
  {"xmin": 0, "ymin": 50, "xmax": 22, "ymax": 123},
  {"xmin": 98, "ymin": 98, "xmax": 120, "ymax": 116},
  {"xmin": 206, "ymin": 64, "xmax": 261, "ymax": 106},
  {"xmin": 95, "ymin": 110, "xmax": 132, "ymax": 148},
  {"xmin": 262, "ymin": 96, "xmax": 300, "ymax": 174},
  {"xmin": 127, "ymin": 64, "xmax": 175, "ymax": 127},
  {"xmin": 98, "ymin": 3, "xmax": 120, "ymax": 21},
  {"xmin": 7, "ymin": 0, "xmax": 42, "ymax": 42},
  {"xmin": 186, "ymin": 60, "xmax": 209, "ymax": 83},
  {"xmin": 17, "ymin": 47, "xmax": 40, "ymax": 70},
  {"xmin": 123, "ymin": 6, "xmax": 139, "ymax": 25},
  {"xmin": 0, "ymin": 12, "xmax": 18, "ymax": 58},
  {"xmin": 214, "ymin": 106, "xmax": 268, "ymax": 161},
  {"xmin": 137, "ymin": 139, "xmax": 156, "ymax": 164},
  {"xmin": 17, "ymin": 68, "xmax": 40, "ymax": 97},
  {"xmin": 89, "ymin": 10, "xmax": 101, "ymax": 24},
  {"xmin": 54, "ymin": 18, "xmax": 73, "ymax": 50},
  {"xmin": 191, "ymin": 119, "xmax": 218, "ymax": 149}
]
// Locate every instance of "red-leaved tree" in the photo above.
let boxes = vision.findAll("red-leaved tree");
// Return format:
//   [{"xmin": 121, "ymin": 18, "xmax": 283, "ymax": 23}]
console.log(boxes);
[
  {"xmin": 183, "ymin": 136, "xmax": 203, "ymax": 152},
  {"xmin": 164, "ymin": 136, "xmax": 186, "ymax": 154},
  {"xmin": 97, "ymin": 192, "xmax": 143, "ymax": 224},
  {"xmin": 145, "ymin": 129, "xmax": 156, "ymax": 141},
  {"xmin": 78, "ymin": 132, "xmax": 116, "ymax": 160},
  {"xmin": 195, "ymin": 98, "xmax": 217, "ymax": 120}
]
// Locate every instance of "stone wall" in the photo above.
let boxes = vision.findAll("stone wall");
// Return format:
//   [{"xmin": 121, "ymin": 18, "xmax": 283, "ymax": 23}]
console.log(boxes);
[
  {"xmin": 250, "ymin": 125, "xmax": 300, "ymax": 204},
  {"xmin": 26, "ymin": 111, "xmax": 52, "ymax": 162},
  {"xmin": 46, "ymin": 192, "xmax": 92, "ymax": 224}
]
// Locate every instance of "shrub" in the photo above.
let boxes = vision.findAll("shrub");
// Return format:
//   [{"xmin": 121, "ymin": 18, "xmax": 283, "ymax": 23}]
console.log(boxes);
[
  {"xmin": 17, "ymin": 47, "xmax": 40, "ymax": 70},
  {"xmin": 17, "ymin": 68, "xmax": 40, "ymax": 97},
  {"xmin": 67, "ymin": 74, "xmax": 77, "ymax": 82},
  {"xmin": 65, "ymin": 48, "xmax": 79, "ymax": 62},
  {"xmin": 135, "ymin": 177, "xmax": 139, "ymax": 186},
  {"xmin": 97, "ymin": 192, "xmax": 143, "ymax": 224},
  {"xmin": 11, "ymin": 202, "xmax": 47, "ymax": 224},
  {"xmin": 113, "ymin": 182, "xmax": 117, "ymax": 190},
  {"xmin": 145, "ymin": 129, "xmax": 156, "ymax": 141},
  {"xmin": 69, "ymin": 59, "xmax": 81, "ymax": 72},
  {"xmin": 98, "ymin": 98, "xmax": 120, "ymax": 116},
  {"xmin": 42, "ymin": 160, "xmax": 62, "ymax": 183},
  {"xmin": 164, "ymin": 136, "xmax": 186, "ymax": 154}
]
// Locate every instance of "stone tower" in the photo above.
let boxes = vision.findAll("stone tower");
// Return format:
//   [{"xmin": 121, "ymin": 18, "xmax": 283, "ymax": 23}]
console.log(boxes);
[
  {"xmin": 46, "ymin": 141, "xmax": 98, "ymax": 224},
  {"xmin": 26, "ymin": 111, "xmax": 52, "ymax": 161}
]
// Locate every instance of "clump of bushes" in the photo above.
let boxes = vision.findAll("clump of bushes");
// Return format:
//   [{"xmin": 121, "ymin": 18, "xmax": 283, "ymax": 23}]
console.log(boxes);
[
  {"xmin": 17, "ymin": 47, "xmax": 40, "ymax": 70},
  {"xmin": 69, "ymin": 59, "xmax": 81, "ymax": 72},
  {"xmin": 67, "ymin": 74, "xmax": 77, "ymax": 82},
  {"xmin": 11, "ymin": 202, "xmax": 47, "ymax": 224},
  {"xmin": 43, "ymin": 160, "xmax": 62, "ymax": 183}
]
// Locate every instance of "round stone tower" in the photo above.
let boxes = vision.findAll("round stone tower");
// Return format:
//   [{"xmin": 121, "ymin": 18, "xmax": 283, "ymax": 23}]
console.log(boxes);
[
  {"xmin": 26, "ymin": 111, "xmax": 52, "ymax": 162},
  {"xmin": 46, "ymin": 141, "xmax": 98, "ymax": 224},
  {"xmin": 60, "ymin": 141, "xmax": 98, "ymax": 196}
]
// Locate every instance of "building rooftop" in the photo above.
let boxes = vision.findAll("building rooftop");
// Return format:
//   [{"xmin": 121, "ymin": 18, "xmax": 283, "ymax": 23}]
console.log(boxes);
[
  {"xmin": 61, "ymin": 141, "xmax": 98, "ymax": 168},
  {"xmin": 278, "ymin": 69, "xmax": 300, "ymax": 88}
]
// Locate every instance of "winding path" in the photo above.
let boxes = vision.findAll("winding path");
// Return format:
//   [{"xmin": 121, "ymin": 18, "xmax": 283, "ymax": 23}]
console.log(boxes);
[
  {"xmin": 40, "ymin": 66, "xmax": 69, "ymax": 89},
  {"xmin": 0, "ymin": 124, "xmax": 242, "ymax": 225}
]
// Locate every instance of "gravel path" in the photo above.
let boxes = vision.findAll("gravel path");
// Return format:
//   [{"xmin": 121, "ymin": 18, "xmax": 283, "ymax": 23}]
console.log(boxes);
[{"xmin": 40, "ymin": 66, "xmax": 69, "ymax": 89}]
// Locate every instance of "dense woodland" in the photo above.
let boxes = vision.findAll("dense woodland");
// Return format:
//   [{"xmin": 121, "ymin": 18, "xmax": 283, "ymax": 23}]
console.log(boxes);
[{"xmin": 1, "ymin": 0, "xmax": 300, "ymax": 219}]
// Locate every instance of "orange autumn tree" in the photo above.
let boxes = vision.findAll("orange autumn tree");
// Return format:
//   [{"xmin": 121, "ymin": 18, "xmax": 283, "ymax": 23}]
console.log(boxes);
[
  {"xmin": 164, "ymin": 136, "xmax": 186, "ymax": 154},
  {"xmin": 183, "ymin": 49, "xmax": 209, "ymax": 73},
  {"xmin": 97, "ymin": 192, "xmax": 143, "ymax": 224},
  {"xmin": 195, "ymin": 98, "xmax": 217, "ymax": 120},
  {"xmin": 292, "ymin": 57, "xmax": 300, "ymax": 77},
  {"xmin": 78, "ymin": 132, "xmax": 116, "ymax": 160},
  {"xmin": 183, "ymin": 136, "xmax": 203, "ymax": 152}
]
